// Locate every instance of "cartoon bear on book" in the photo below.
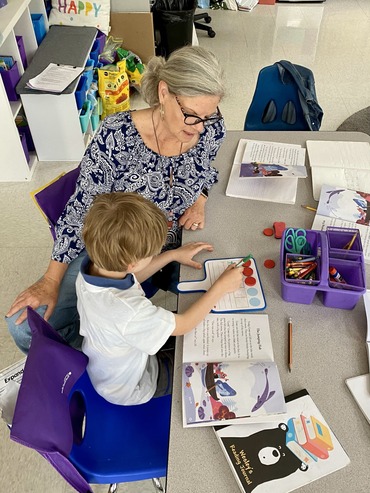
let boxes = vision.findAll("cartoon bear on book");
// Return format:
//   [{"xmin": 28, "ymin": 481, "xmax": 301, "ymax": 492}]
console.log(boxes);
[{"xmin": 221, "ymin": 423, "xmax": 308, "ymax": 492}]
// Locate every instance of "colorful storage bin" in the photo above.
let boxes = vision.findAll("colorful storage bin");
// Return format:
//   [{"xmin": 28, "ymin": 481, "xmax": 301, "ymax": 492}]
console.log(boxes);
[
  {"xmin": 31, "ymin": 13, "xmax": 47, "ymax": 45},
  {"xmin": 280, "ymin": 227, "xmax": 366, "ymax": 310},
  {"xmin": 0, "ymin": 61, "xmax": 21, "ymax": 101}
]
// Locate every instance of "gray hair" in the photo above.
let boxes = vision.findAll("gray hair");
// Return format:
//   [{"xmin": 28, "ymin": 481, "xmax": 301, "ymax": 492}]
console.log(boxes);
[{"xmin": 140, "ymin": 45, "xmax": 225, "ymax": 107}]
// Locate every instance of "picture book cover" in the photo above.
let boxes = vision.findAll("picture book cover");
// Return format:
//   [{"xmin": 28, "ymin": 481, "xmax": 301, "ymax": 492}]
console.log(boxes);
[
  {"xmin": 214, "ymin": 389, "xmax": 350, "ymax": 493},
  {"xmin": 182, "ymin": 313, "xmax": 286, "ymax": 428},
  {"xmin": 311, "ymin": 184, "xmax": 370, "ymax": 264},
  {"xmin": 239, "ymin": 163, "xmax": 307, "ymax": 178},
  {"xmin": 177, "ymin": 257, "xmax": 266, "ymax": 313}
]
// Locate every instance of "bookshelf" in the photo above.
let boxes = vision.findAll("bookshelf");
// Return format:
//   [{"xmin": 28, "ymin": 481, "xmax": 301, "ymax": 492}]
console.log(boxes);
[{"xmin": 0, "ymin": 0, "xmax": 48, "ymax": 181}]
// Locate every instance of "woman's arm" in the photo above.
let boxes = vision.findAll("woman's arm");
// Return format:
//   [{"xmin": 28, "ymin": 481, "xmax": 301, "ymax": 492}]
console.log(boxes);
[{"xmin": 6, "ymin": 260, "xmax": 68, "ymax": 324}]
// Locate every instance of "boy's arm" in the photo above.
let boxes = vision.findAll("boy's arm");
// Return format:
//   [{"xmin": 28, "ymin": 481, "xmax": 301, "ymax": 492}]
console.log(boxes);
[
  {"xmin": 172, "ymin": 265, "xmax": 243, "ymax": 336},
  {"xmin": 135, "ymin": 242, "xmax": 214, "ymax": 283}
]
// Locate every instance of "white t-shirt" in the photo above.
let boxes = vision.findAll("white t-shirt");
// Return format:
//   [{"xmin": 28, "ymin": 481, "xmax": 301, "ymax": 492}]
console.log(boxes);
[{"xmin": 76, "ymin": 257, "xmax": 176, "ymax": 405}]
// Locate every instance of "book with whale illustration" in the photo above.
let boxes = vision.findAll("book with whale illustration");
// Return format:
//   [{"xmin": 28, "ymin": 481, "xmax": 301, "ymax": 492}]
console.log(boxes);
[{"xmin": 182, "ymin": 313, "xmax": 286, "ymax": 428}]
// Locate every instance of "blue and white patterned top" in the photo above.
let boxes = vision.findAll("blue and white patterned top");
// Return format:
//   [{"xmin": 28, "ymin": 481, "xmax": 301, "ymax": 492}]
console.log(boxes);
[{"xmin": 52, "ymin": 111, "xmax": 226, "ymax": 263}]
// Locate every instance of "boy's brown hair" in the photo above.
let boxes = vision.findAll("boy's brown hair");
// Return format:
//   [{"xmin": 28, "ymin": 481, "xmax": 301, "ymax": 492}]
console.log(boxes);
[{"xmin": 83, "ymin": 192, "xmax": 168, "ymax": 271}]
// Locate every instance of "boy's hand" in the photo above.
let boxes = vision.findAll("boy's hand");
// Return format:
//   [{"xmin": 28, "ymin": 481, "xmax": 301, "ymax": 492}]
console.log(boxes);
[
  {"xmin": 214, "ymin": 264, "xmax": 244, "ymax": 293},
  {"xmin": 173, "ymin": 242, "xmax": 213, "ymax": 269}
]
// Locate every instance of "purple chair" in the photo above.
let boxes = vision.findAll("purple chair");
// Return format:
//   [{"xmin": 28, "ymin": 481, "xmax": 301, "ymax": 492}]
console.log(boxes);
[
  {"xmin": 10, "ymin": 308, "xmax": 171, "ymax": 493},
  {"xmin": 31, "ymin": 166, "xmax": 80, "ymax": 239}
]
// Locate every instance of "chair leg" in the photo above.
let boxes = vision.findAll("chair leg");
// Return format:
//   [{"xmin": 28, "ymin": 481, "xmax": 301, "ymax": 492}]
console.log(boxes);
[
  {"xmin": 108, "ymin": 484, "xmax": 118, "ymax": 493},
  {"xmin": 152, "ymin": 477, "xmax": 165, "ymax": 492}
]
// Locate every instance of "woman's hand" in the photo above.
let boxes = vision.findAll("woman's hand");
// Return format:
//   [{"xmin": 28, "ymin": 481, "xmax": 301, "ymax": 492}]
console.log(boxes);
[
  {"xmin": 172, "ymin": 241, "xmax": 214, "ymax": 269},
  {"xmin": 179, "ymin": 194, "xmax": 207, "ymax": 231},
  {"xmin": 6, "ymin": 276, "xmax": 60, "ymax": 325},
  {"xmin": 6, "ymin": 260, "xmax": 67, "ymax": 325}
]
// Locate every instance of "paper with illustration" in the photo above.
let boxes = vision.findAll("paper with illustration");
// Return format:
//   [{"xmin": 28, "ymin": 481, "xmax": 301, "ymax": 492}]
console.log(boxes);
[
  {"xmin": 182, "ymin": 314, "xmax": 286, "ymax": 428},
  {"xmin": 312, "ymin": 184, "xmax": 370, "ymax": 264}
]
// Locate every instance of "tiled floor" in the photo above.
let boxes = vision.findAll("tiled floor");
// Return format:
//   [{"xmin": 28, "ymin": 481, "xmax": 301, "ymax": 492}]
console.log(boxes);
[{"xmin": 2, "ymin": 1, "xmax": 370, "ymax": 491}]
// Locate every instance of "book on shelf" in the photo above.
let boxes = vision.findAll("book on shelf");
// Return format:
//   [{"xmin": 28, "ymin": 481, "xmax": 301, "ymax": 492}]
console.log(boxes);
[
  {"xmin": 214, "ymin": 389, "xmax": 350, "ymax": 493},
  {"xmin": 182, "ymin": 313, "xmax": 286, "ymax": 428},
  {"xmin": 306, "ymin": 140, "xmax": 370, "ymax": 201},
  {"xmin": 311, "ymin": 184, "xmax": 370, "ymax": 264},
  {"xmin": 226, "ymin": 139, "xmax": 306, "ymax": 204}
]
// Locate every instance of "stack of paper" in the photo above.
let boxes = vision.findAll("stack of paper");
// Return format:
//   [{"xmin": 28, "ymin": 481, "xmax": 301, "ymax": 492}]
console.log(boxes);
[
  {"xmin": 26, "ymin": 63, "xmax": 84, "ymax": 93},
  {"xmin": 236, "ymin": 0, "xmax": 259, "ymax": 11}
]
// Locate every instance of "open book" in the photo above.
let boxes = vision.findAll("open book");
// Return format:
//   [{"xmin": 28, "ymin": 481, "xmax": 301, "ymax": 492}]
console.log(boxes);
[
  {"xmin": 311, "ymin": 184, "xmax": 370, "ymax": 264},
  {"xmin": 306, "ymin": 140, "xmax": 370, "ymax": 201},
  {"xmin": 226, "ymin": 140, "xmax": 306, "ymax": 204},
  {"xmin": 214, "ymin": 389, "xmax": 350, "ymax": 493},
  {"xmin": 182, "ymin": 313, "xmax": 286, "ymax": 428}
]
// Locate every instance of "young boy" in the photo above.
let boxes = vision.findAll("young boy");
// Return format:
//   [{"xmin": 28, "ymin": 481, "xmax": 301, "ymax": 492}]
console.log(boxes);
[{"xmin": 76, "ymin": 192, "xmax": 243, "ymax": 406}]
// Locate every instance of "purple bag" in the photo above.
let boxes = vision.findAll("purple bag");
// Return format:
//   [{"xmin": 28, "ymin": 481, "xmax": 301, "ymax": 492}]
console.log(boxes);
[
  {"xmin": 10, "ymin": 307, "xmax": 92, "ymax": 493},
  {"xmin": 33, "ymin": 166, "xmax": 80, "ymax": 239}
]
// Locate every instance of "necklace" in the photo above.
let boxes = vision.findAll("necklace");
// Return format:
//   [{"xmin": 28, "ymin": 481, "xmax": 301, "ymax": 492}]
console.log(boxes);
[{"xmin": 151, "ymin": 108, "xmax": 183, "ymax": 230}]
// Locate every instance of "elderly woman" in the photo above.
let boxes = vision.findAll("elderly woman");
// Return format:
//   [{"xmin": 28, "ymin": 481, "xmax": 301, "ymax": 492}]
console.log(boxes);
[{"xmin": 6, "ymin": 45, "xmax": 226, "ymax": 353}]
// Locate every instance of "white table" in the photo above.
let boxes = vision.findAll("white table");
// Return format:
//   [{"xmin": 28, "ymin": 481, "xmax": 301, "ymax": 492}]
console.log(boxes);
[{"xmin": 166, "ymin": 131, "xmax": 370, "ymax": 493}]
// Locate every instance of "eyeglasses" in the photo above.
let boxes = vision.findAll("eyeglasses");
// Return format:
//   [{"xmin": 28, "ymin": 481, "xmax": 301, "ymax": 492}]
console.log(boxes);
[{"xmin": 175, "ymin": 96, "xmax": 222, "ymax": 126}]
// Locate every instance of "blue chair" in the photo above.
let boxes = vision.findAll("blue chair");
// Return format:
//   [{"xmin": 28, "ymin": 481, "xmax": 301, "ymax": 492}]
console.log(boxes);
[
  {"xmin": 10, "ymin": 307, "xmax": 171, "ymax": 493},
  {"xmin": 244, "ymin": 61, "xmax": 323, "ymax": 131},
  {"xmin": 69, "ymin": 371, "xmax": 171, "ymax": 492}
]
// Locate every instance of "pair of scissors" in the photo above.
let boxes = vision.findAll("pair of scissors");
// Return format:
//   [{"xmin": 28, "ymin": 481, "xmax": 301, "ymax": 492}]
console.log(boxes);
[{"xmin": 284, "ymin": 228, "xmax": 307, "ymax": 254}]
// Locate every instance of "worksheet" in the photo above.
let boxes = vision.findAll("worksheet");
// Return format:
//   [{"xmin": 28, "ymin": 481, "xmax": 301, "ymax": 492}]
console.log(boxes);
[{"xmin": 177, "ymin": 257, "xmax": 266, "ymax": 312}]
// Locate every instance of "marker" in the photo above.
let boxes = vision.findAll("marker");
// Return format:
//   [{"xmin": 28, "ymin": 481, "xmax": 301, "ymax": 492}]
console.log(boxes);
[
  {"xmin": 235, "ymin": 254, "xmax": 253, "ymax": 267},
  {"xmin": 288, "ymin": 317, "xmax": 293, "ymax": 373}
]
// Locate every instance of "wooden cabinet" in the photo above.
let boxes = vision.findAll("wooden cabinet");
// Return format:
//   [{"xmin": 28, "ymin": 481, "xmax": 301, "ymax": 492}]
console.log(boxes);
[{"xmin": 0, "ymin": 0, "xmax": 48, "ymax": 181}]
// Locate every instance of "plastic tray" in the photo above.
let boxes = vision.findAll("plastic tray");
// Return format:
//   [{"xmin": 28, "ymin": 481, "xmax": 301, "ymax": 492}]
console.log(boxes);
[{"xmin": 280, "ymin": 227, "xmax": 366, "ymax": 310}]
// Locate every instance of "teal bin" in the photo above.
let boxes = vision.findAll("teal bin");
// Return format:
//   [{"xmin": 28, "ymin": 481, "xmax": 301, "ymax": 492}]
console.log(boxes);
[{"xmin": 79, "ymin": 100, "xmax": 92, "ymax": 133}]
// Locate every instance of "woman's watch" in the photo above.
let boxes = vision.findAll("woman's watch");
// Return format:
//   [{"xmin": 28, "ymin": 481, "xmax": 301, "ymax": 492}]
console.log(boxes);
[{"xmin": 200, "ymin": 188, "xmax": 209, "ymax": 200}]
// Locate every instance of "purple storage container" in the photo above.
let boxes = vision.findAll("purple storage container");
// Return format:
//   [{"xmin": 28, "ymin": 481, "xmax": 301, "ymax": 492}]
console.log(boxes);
[
  {"xmin": 0, "ymin": 61, "xmax": 21, "ymax": 101},
  {"xmin": 95, "ymin": 30, "xmax": 107, "ymax": 55},
  {"xmin": 0, "ymin": 0, "xmax": 7, "ymax": 9},
  {"xmin": 16, "ymin": 36, "xmax": 27, "ymax": 69},
  {"xmin": 19, "ymin": 130, "xmax": 30, "ymax": 163},
  {"xmin": 280, "ymin": 227, "xmax": 366, "ymax": 310}
]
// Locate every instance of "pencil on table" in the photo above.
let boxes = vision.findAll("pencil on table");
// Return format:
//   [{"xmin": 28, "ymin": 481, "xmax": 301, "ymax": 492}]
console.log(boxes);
[
  {"xmin": 288, "ymin": 317, "xmax": 293, "ymax": 373},
  {"xmin": 301, "ymin": 205, "xmax": 317, "ymax": 212}
]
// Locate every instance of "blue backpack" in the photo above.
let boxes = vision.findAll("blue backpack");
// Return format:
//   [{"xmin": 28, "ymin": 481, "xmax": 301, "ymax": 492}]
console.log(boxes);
[{"xmin": 245, "ymin": 60, "xmax": 323, "ymax": 131}]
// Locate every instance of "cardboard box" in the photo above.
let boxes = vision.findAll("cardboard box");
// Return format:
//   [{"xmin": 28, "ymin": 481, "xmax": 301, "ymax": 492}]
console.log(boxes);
[
  {"xmin": 110, "ymin": 12, "xmax": 155, "ymax": 64},
  {"xmin": 111, "ymin": 0, "xmax": 150, "ymax": 13}
]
